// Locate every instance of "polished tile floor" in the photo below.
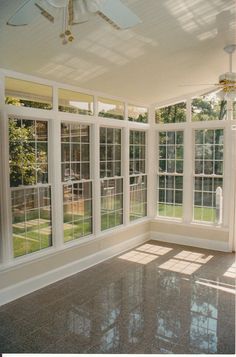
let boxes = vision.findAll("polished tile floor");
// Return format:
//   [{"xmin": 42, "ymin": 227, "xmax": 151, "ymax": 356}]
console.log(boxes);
[{"xmin": 0, "ymin": 240, "xmax": 235, "ymax": 354}]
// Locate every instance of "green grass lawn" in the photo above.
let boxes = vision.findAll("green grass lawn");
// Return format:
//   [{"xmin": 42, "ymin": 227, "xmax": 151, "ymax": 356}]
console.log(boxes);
[
  {"xmin": 158, "ymin": 204, "xmax": 216, "ymax": 222},
  {"xmin": 13, "ymin": 203, "xmax": 217, "ymax": 257}
]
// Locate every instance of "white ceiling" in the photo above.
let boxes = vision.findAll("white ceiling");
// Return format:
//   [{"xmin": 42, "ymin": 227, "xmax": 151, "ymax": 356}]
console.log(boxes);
[{"xmin": 0, "ymin": 0, "xmax": 235, "ymax": 105}]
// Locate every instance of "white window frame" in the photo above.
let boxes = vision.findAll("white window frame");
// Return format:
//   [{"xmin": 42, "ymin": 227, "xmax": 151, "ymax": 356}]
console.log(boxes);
[{"xmin": 0, "ymin": 69, "xmax": 150, "ymax": 268}]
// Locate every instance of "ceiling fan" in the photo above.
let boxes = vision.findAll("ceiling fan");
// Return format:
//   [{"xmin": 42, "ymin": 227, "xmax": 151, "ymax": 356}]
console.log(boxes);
[
  {"xmin": 181, "ymin": 44, "xmax": 236, "ymax": 100},
  {"xmin": 7, "ymin": 0, "xmax": 141, "ymax": 44}
]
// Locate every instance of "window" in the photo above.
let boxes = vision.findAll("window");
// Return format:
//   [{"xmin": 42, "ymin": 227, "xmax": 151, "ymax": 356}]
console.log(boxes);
[
  {"xmin": 193, "ymin": 129, "xmax": 224, "ymax": 223},
  {"xmin": 61, "ymin": 123, "xmax": 90, "ymax": 181},
  {"xmin": 100, "ymin": 127, "xmax": 123, "ymax": 230},
  {"xmin": 192, "ymin": 93, "xmax": 227, "ymax": 121},
  {"xmin": 98, "ymin": 98, "xmax": 124, "ymax": 120},
  {"xmin": 157, "ymin": 131, "xmax": 184, "ymax": 218},
  {"xmin": 128, "ymin": 105, "xmax": 148, "ymax": 123},
  {"xmin": 129, "ymin": 131, "xmax": 147, "ymax": 221},
  {"xmin": 5, "ymin": 77, "xmax": 53, "ymax": 110},
  {"xmin": 233, "ymin": 101, "xmax": 236, "ymax": 120},
  {"xmin": 100, "ymin": 127, "xmax": 121, "ymax": 178},
  {"xmin": 9, "ymin": 118, "xmax": 52, "ymax": 257},
  {"xmin": 58, "ymin": 88, "xmax": 94, "ymax": 115},
  {"xmin": 61, "ymin": 123, "xmax": 92, "ymax": 242},
  {"xmin": 155, "ymin": 102, "xmax": 186, "ymax": 124}
]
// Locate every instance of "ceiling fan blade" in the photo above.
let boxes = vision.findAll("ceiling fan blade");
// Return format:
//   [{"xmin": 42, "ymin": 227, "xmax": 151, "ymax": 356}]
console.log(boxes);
[
  {"xmin": 46, "ymin": 0, "xmax": 68, "ymax": 7},
  {"xmin": 72, "ymin": 0, "xmax": 89, "ymax": 24},
  {"xmin": 179, "ymin": 84, "xmax": 219, "ymax": 86},
  {"xmin": 7, "ymin": 0, "xmax": 39, "ymax": 26},
  {"xmin": 97, "ymin": 0, "xmax": 141, "ymax": 29}
]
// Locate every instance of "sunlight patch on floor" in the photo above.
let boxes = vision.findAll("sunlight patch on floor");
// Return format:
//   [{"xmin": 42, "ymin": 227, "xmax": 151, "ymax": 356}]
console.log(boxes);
[
  {"xmin": 223, "ymin": 262, "xmax": 236, "ymax": 278},
  {"xmin": 174, "ymin": 250, "xmax": 214, "ymax": 264},
  {"xmin": 136, "ymin": 243, "xmax": 172, "ymax": 256},
  {"xmin": 159, "ymin": 258, "xmax": 201, "ymax": 275},
  {"xmin": 118, "ymin": 250, "xmax": 157, "ymax": 265}
]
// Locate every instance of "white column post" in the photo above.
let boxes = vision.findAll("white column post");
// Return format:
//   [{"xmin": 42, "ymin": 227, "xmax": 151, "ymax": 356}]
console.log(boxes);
[
  {"xmin": 147, "ymin": 104, "xmax": 157, "ymax": 218},
  {"xmin": 0, "ymin": 112, "xmax": 13, "ymax": 263},
  {"xmin": 92, "ymin": 120, "xmax": 101, "ymax": 235},
  {"xmin": 50, "ymin": 96, "xmax": 64, "ymax": 248},
  {"xmin": 123, "ymin": 124, "xmax": 129, "ymax": 225},
  {"xmin": 183, "ymin": 98, "xmax": 193, "ymax": 224}
]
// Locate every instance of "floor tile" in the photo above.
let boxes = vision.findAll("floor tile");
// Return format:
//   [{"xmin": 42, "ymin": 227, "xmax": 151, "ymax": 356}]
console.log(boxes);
[{"xmin": 0, "ymin": 240, "xmax": 235, "ymax": 354}]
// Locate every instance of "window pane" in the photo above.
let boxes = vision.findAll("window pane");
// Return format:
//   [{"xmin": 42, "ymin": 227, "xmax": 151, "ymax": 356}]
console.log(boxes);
[
  {"xmin": 5, "ymin": 77, "xmax": 52, "ymax": 110},
  {"xmin": 12, "ymin": 187, "xmax": 52, "ymax": 257},
  {"xmin": 130, "ymin": 175, "xmax": 147, "ymax": 221},
  {"xmin": 98, "ymin": 97, "xmax": 124, "ymax": 120},
  {"xmin": 193, "ymin": 129, "xmax": 224, "ymax": 224},
  {"xmin": 100, "ymin": 128, "xmax": 121, "ymax": 178},
  {"xmin": 63, "ymin": 181, "xmax": 92, "ymax": 242},
  {"xmin": 101, "ymin": 178, "xmax": 123, "ymax": 231},
  {"xmin": 58, "ymin": 88, "xmax": 93, "ymax": 115},
  {"xmin": 155, "ymin": 102, "xmax": 186, "ymax": 124},
  {"xmin": 61, "ymin": 123, "xmax": 90, "ymax": 182},
  {"xmin": 157, "ymin": 131, "xmax": 184, "ymax": 219},
  {"xmin": 192, "ymin": 93, "xmax": 227, "ymax": 121},
  {"xmin": 129, "ymin": 130, "xmax": 146, "ymax": 175},
  {"xmin": 128, "ymin": 104, "xmax": 148, "ymax": 123},
  {"xmin": 9, "ymin": 119, "xmax": 48, "ymax": 187}
]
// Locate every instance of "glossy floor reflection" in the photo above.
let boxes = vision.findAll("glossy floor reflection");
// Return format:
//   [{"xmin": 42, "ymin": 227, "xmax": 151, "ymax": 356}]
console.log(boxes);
[{"xmin": 0, "ymin": 240, "xmax": 235, "ymax": 354}]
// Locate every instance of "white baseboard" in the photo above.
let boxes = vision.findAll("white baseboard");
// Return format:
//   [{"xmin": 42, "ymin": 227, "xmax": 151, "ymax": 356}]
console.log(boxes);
[
  {"xmin": 0, "ymin": 233, "xmax": 149, "ymax": 307},
  {"xmin": 150, "ymin": 231, "xmax": 231, "ymax": 252}
]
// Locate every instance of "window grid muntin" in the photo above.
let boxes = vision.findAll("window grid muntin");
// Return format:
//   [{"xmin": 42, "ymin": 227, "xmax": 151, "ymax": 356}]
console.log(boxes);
[
  {"xmin": 129, "ymin": 130, "xmax": 146, "ymax": 175},
  {"xmin": 100, "ymin": 127, "xmax": 121, "ymax": 178},
  {"xmin": 129, "ymin": 174, "xmax": 147, "ymax": 221},
  {"xmin": 101, "ymin": 178, "xmax": 123, "ymax": 231},
  {"xmin": 61, "ymin": 123, "xmax": 90, "ymax": 181},
  {"xmin": 157, "ymin": 130, "xmax": 184, "ymax": 219},
  {"xmin": 193, "ymin": 129, "xmax": 224, "ymax": 223},
  {"xmin": 11, "ymin": 185, "xmax": 52, "ymax": 258},
  {"xmin": 63, "ymin": 180, "xmax": 93, "ymax": 242},
  {"xmin": 9, "ymin": 119, "xmax": 49, "ymax": 187},
  {"xmin": 129, "ymin": 130, "xmax": 147, "ymax": 221}
]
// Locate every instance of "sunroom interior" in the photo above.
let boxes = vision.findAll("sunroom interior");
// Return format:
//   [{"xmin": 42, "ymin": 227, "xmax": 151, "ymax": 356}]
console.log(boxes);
[{"xmin": 0, "ymin": 0, "xmax": 235, "ymax": 354}]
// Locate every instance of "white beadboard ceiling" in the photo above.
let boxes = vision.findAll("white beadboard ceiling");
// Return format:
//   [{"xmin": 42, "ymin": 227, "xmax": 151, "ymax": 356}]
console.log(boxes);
[{"xmin": 0, "ymin": 0, "xmax": 235, "ymax": 105}]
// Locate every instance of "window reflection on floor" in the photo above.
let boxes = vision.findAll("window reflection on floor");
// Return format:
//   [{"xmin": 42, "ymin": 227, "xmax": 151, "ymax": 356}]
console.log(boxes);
[
  {"xmin": 223, "ymin": 262, "xmax": 236, "ymax": 278},
  {"xmin": 190, "ymin": 283, "xmax": 218, "ymax": 353},
  {"xmin": 1, "ymin": 242, "xmax": 234, "ymax": 354}
]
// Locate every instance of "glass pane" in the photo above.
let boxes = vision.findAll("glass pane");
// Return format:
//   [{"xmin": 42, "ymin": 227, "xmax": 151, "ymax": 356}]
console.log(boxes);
[
  {"xmin": 12, "ymin": 187, "xmax": 52, "ymax": 258},
  {"xmin": 101, "ymin": 179, "xmax": 123, "ymax": 231},
  {"xmin": 98, "ymin": 97, "xmax": 124, "ymax": 120},
  {"xmin": 58, "ymin": 88, "xmax": 93, "ymax": 115},
  {"xmin": 128, "ymin": 104, "xmax": 148, "ymax": 123},
  {"xmin": 155, "ymin": 102, "xmax": 186, "ymax": 123},
  {"xmin": 5, "ymin": 77, "xmax": 52, "ymax": 110},
  {"xmin": 192, "ymin": 93, "xmax": 226, "ymax": 121},
  {"xmin": 9, "ymin": 119, "xmax": 48, "ymax": 188}
]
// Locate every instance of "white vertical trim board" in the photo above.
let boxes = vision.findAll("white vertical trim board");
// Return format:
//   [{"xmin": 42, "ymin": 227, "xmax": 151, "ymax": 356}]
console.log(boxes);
[{"xmin": 0, "ymin": 232, "xmax": 149, "ymax": 307}]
